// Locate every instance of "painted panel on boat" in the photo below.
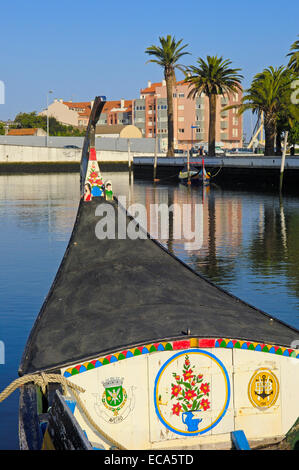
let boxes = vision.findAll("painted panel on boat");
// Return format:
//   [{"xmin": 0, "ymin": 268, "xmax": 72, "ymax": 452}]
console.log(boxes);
[
  {"xmin": 60, "ymin": 344, "xmax": 299, "ymax": 449},
  {"xmin": 149, "ymin": 348, "xmax": 233, "ymax": 442},
  {"xmin": 233, "ymin": 349, "xmax": 282, "ymax": 439},
  {"xmin": 279, "ymin": 354, "xmax": 299, "ymax": 435},
  {"xmin": 62, "ymin": 355, "xmax": 149, "ymax": 449}
]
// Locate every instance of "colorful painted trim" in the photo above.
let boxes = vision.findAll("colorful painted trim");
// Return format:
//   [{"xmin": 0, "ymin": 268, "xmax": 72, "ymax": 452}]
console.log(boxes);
[
  {"xmin": 215, "ymin": 338, "xmax": 299, "ymax": 357},
  {"xmin": 63, "ymin": 337, "xmax": 299, "ymax": 377}
]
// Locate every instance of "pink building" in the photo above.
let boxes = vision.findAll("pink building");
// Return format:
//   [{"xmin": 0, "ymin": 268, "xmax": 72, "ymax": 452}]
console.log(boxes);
[{"xmin": 134, "ymin": 80, "xmax": 243, "ymax": 151}]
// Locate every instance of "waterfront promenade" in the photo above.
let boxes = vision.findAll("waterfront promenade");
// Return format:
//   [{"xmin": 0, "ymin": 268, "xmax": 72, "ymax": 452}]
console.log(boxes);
[{"xmin": 0, "ymin": 136, "xmax": 298, "ymax": 191}]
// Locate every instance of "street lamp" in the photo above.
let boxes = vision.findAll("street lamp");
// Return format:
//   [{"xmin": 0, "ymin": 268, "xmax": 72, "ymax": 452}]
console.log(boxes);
[
  {"xmin": 191, "ymin": 124, "xmax": 199, "ymax": 155},
  {"xmin": 46, "ymin": 90, "xmax": 53, "ymax": 147}
]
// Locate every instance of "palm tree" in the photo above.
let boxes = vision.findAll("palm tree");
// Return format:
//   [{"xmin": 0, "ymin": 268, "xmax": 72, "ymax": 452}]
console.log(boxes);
[
  {"xmin": 234, "ymin": 66, "xmax": 294, "ymax": 156},
  {"xmin": 287, "ymin": 36, "xmax": 299, "ymax": 73},
  {"xmin": 184, "ymin": 56, "xmax": 243, "ymax": 156},
  {"xmin": 145, "ymin": 35, "xmax": 189, "ymax": 156}
]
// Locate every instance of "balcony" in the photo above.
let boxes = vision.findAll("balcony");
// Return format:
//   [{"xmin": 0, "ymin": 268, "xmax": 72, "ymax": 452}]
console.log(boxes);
[
  {"xmin": 220, "ymin": 110, "xmax": 228, "ymax": 117},
  {"xmin": 221, "ymin": 97, "xmax": 228, "ymax": 105}
]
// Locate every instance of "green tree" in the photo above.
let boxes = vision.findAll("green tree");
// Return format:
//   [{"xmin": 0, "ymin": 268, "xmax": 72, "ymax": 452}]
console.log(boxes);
[
  {"xmin": 288, "ymin": 120, "xmax": 299, "ymax": 147},
  {"xmin": 12, "ymin": 111, "xmax": 46, "ymax": 130},
  {"xmin": 0, "ymin": 123, "xmax": 5, "ymax": 135},
  {"xmin": 145, "ymin": 35, "xmax": 190, "ymax": 156},
  {"xmin": 273, "ymin": 68, "xmax": 298, "ymax": 154},
  {"xmin": 230, "ymin": 66, "xmax": 295, "ymax": 156},
  {"xmin": 287, "ymin": 36, "xmax": 299, "ymax": 74},
  {"xmin": 12, "ymin": 111, "xmax": 85, "ymax": 136},
  {"xmin": 184, "ymin": 56, "xmax": 243, "ymax": 156}
]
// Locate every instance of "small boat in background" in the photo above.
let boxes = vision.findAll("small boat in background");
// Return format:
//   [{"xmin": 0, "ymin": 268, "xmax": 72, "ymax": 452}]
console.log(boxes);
[{"xmin": 178, "ymin": 165, "xmax": 211, "ymax": 185}]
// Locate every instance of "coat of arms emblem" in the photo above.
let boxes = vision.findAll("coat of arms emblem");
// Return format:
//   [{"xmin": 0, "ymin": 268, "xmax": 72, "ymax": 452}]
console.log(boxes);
[
  {"xmin": 248, "ymin": 368, "xmax": 279, "ymax": 409},
  {"xmin": 102, "ymin": 377, "xmax": 127, "ymax": 416}
]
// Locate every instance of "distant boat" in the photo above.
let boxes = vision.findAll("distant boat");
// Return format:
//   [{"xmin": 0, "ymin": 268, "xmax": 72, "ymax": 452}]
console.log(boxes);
[{"xmin": 178, "ymin": 165, "xmax": 211, "ymax": 185}]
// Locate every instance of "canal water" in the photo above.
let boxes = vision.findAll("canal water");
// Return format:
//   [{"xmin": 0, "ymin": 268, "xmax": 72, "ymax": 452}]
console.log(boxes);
[{"xmin": 0, "ymin": 171, "xmax": 299, "ymax": 449}]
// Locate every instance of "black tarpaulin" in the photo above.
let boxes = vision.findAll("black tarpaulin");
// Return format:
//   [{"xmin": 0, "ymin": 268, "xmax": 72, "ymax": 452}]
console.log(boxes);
[{"xmin": 19, "ymin": 197, "xmax": 299, "ymax": 375}]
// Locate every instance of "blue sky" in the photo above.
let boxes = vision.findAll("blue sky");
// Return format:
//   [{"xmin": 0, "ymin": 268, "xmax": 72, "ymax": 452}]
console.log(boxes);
[{"xmin": 0, "ymin": 0, "xmax": 298, "ymax": 138}]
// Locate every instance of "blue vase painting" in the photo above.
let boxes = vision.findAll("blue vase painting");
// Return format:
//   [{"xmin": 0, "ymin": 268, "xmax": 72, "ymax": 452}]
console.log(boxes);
[{"xmin": 182, "ymin": 411, "xmax": 202, "ymax": 432}]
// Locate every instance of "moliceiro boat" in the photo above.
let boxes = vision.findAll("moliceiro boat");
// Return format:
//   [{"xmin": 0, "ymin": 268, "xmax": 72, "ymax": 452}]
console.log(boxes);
[
  {"xmin": 15, "ymin": 97, "xmax": 299, "ymax": 451},
  {"xmin": 178, "ymin": 159, "xmax": 210, "ymax": 185}
]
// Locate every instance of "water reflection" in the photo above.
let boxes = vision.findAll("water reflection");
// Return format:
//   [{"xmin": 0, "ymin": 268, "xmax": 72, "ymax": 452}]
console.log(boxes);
[{"xmin": 103, "ymin": 171, "xmax": 299, "ymax": 327}]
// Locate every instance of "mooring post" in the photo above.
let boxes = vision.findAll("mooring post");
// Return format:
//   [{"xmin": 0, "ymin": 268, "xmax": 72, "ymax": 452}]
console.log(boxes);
[
  {"xmin": 187, "ymin": 148, "xmax": 191, "ymax": 185},
  {"xmin": 279, "ymin": 131, "xmax": 289, "ymax": 193},
  {"xmin": 128, "ymin": 138, "xmax": 132, "ymax": 183},
  {"xmin": 153, "ymin": 135, "xmax": 158, "ymax": 182}
]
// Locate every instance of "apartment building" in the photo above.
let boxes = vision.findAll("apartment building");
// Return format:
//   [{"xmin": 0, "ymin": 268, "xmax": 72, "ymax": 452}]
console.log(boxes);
[
  {"xmin": 39, "ymin": 99, "xmax": 92, "ymax": 127},
  {"xmin": 133, "ymin": 80, "xmax": 243, "ymax": 151},
  {"xmin": 97, "ymin": 99, "xmax": 133, "ymax": 127},
  {"xmin": 41, "ymin": 98, "xmax": 133, "ymax": 129}
]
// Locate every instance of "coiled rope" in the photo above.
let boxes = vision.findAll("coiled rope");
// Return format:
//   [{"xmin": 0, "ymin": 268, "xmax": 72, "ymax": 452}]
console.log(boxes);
[{"xmin": 0, "ymin": 373, "xmax": 126, "ymax": 450}]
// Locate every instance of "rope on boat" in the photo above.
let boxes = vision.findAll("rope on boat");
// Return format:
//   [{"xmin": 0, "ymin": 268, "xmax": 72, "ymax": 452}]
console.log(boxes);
[
  {"xmin": 0, "ymin": 373, "xmax": 85, "ymax": 401},
  {"xmin": 209, "ymin": 166, "xmax": 222, "ymax": 178},
  {"xmin": 0, "ymin": 372, "xmax": 127, "ymax": 450}
]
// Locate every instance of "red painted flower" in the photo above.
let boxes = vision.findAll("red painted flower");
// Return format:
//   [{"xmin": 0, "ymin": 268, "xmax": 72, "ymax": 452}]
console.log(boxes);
[
  {"xmin": 197, "ymin": 374, "xmax": 203, "ymax": 380},
  {"xmin": 200, "ymin": 383, "xmax": 210, "ymax": 395},
  {"xmin": 171, "ymin": 384, "xmax": 182, "ymax": 397},
  {"xmin": 172, "ymin": 403, "xmax": 182, "ymax": 416},
  {"xmin": 175, "ymin": 375, "xmax": 180, "ymax": 381},
  {"xmin": 90, "ymin": 171, "xmax": 98, "ymax": 178},
  {"xmin": 183, "ymin": 369, "xmax": 193, "ymax": 381},
  {"xmin": 185, "ymin": 389, "xmax": 197, "ymax": 401},
  {"xmin": 185, "ymin": 359, "xmax": 190, "ymax": 366},
  {"xmin": 200, "ymin": 398, "xmax": 210, "ymax": 411}
]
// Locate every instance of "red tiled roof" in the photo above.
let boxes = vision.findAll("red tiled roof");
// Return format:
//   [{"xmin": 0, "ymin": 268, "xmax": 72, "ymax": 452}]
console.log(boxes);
[
  {"xmin": 140, "ymin": 82, "xmax": 162, "ymax": 94},
  {"xmin": 63, "ymin": 101, "xmax": 92, "ymax": 117},
  {"xmin": 7, "ymin": 128, "xmax": 39, "ymax": 136},
  {"xmin": 140, "ymin": 80, "xmax": 188, "ymax": 94},
  {"xmin": 62, "ymin": 99, "xmax": 133, "ymax": 116},
  {"xmin": 102, "ymin": 100, "xmax": 132, "ymax": 113},
  {"xmin": 63, "ymin": 101, "xmax": 91, "ymax": 108}
]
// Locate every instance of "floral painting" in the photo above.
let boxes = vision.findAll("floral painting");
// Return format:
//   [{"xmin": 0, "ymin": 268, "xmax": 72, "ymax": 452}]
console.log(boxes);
[
  {"xmin": 170, "ymin": 354, "xmax": 210, "ymax": 417},
  {"xmin": 154, "ymin": 349, "xmax": 230, "ymax": 436}
]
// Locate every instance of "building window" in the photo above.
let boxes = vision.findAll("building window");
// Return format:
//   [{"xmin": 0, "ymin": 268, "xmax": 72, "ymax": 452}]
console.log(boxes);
[
  {"xmin": 232, "ymin": 128, "xmax": 238, "ymax": 137},
  {"xmin": 178, "ymin": 105, "xmax": 184, "ymax": 110},
  {"xmin": 173, "ymin": 93, "xmax": 177, "ymax": 98},
  {"xmin": 233, "ymin": 117, "xmax": 238, "ymax": 125},
  {"xmin": 178, "ymin": 128, "xmax": 185, "ymax": 133},
  {"xmin": 233, "ymin": 93, "xmax": 239, "ymax": 102},
  {"xmin": 178, "ymin": 117, "xmax": 184, "ymax": 122},
  {"xmin": 178, "ymin": 93, "xmax": 185, "ymax": 98}
]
